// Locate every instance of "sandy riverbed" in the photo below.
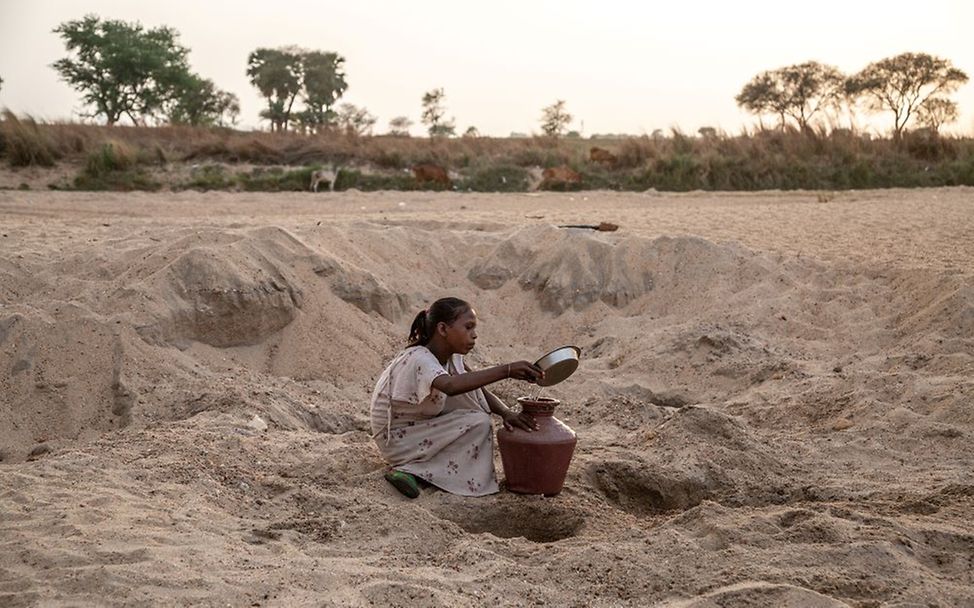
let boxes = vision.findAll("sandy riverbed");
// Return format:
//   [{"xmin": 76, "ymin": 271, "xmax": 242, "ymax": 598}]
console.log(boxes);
[{"xmin": 1, "ymin": 187, "xmax": 973, "ymax": 607}]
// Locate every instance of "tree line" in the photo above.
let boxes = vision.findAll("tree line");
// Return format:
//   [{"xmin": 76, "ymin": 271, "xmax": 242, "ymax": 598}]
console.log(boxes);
[
  {"xmin": 28, "ymin": 15, "xmax": 970, "ymax": 139},
  {"xmin": 735, "ymin": 55, "xmax": 968, "ymax": 138}
]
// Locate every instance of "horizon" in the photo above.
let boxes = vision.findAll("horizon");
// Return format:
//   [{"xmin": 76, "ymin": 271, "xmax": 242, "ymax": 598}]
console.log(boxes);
[{"xmin": 1, "ymin": 1, "xmax": 972, "ymax": 137}]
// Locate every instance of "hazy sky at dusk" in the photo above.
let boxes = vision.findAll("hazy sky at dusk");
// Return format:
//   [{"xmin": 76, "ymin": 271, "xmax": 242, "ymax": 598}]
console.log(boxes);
[{"xmin": 1, "ymin": 0, "xmax": 971, "ymax": 136}]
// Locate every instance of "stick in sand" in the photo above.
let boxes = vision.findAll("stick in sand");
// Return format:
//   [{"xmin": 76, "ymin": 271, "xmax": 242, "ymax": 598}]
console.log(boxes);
[{"xmin": 557, "ymin": 222, "xmax": 619, "ymax": 232}]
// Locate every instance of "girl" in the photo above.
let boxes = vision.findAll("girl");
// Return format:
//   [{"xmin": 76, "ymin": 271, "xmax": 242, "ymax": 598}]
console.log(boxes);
[{"xmin": 370, "ymin": 297, "xmax": 544, "ymax": 498}]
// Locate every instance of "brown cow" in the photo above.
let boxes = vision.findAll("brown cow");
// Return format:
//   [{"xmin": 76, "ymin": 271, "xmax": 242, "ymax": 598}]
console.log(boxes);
[
  {"xmin": 541, "ymin": 165, "xmax": 582, "ymax": 189},
  {"xmin": 411, "ymin": 163, "xmax": 451, "ymax": 188},
  {"xmin": 589, "ymin": 146, "xmax": 618, "ymax": 167}
]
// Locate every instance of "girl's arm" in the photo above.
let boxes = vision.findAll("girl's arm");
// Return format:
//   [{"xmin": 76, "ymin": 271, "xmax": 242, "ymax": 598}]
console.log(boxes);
[
  {"xmin": 461, "ymin": 361, "xmax": 539, "ymax": 432},
  {"xmin": 431, "ymin": 365, "xmax": 509, "ymax": 396},
  {"xmin": 432, "ymin": 360, "xmax": 541, "ymax": 396},
  {"xmin": 483, "ymin": 387, "xmax": 539, "ymax": 432}
]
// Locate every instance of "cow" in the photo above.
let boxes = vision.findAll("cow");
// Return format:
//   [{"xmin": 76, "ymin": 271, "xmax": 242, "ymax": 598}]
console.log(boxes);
[
  {"xmin": 588, "ymin": 146, "xmax": 619, "ymax": 167},
  {"xmin": 541, "ymin": 165, "xmax": 582, "ymax": 190},
  {"xmin": 589, "ymin": 146, "xmax": 618, "ymax": 167},
  {"xmin": 310, "ymin": 168, "xmax": 337, "ymax": 192},
  {"xmin": 410, "ymin": 163, "xmax": 451, "ymax": 188}
]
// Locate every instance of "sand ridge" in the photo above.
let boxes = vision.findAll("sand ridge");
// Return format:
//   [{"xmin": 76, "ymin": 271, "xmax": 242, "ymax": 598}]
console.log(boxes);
[{"xmin": 1, "ymin": 187, "xmax": 973, "ymax": 606}]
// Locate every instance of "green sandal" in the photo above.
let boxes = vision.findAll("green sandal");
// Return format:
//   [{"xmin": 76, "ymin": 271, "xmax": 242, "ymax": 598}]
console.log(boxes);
[{"xmin": 384, "ymin": 470, "xmax": 421, "ymax": 499}]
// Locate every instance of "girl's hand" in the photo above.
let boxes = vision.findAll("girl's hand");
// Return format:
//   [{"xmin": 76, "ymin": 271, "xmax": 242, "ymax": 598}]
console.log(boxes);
[
  {"xmin": 507, "ymin": 361, "xmax": 545, "ymax": 383},
  {"xmin": 502, "ymin": 409, "xmax": 539, "ymax": 432}
]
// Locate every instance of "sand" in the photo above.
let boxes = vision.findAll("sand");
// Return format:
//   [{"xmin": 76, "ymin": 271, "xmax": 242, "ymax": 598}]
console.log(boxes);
[{"xmin": 1, "ymin": 186, "xmax": 973, "ymax": 607}]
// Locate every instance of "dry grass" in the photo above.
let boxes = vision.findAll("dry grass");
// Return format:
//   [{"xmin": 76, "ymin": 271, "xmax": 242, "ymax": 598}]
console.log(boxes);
[{"xmin": 2, "ymin": 115, "xmax": 973, "ymax": 191}]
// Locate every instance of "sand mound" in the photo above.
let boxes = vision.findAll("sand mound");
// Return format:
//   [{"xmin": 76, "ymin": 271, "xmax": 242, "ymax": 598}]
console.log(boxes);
[
  {"xmin": 587, "ymin": 406, "xmax": 794, "ymax": 516},
  {"xmin": 470, "ymin": 226, "xmax": 775, "ymax": 314},
  {"xmin": 312, "ymin": 254, "xmax": 408, "ymax": 320},
  {"xmin": 155, "ymin": 244, "xmax": 303, "ymax": 347}
]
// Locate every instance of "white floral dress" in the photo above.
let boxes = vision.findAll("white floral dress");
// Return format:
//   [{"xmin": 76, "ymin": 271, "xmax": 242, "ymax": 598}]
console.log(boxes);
[{"xmin": 370, "ymin": 346, "xmax": 499, "ymax": 496}]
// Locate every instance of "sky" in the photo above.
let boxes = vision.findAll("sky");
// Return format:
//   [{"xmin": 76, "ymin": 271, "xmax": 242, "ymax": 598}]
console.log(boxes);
[{"xmin": 1, "ymin": 0, "xmax": 972, "ymax": 136}]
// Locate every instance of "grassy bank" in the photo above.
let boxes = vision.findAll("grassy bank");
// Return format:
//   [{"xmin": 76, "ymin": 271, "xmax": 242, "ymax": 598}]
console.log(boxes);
[{"xmin": 2, "ymin": 112, "xmax": 972, "ymax": 192}]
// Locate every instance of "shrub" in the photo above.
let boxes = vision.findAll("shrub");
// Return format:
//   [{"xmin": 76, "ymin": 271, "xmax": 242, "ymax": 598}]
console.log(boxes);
[
  {"xmin": 72, "ymin": 169, "xmax": 160, "ymax": 191},
  {"xmin": 85, "ymin": 140, "xmax": 137, "ymax": 175},
  {"xmin": 457, "ymin": 165, "xmax": 529, "ymax": 192},
  {"xmin": 2, "ymin": 118, "xmax": 973, "ymax": 192},
  {"xmin": 334, "ymin": 168, "xmax": 418, "ymax": 191},
  {"xmin": 616, "ymin": 137, "xmax": 656, "ymax": 169},
  {"xmin": 239, "ymin": 166, "xmax": 311, "ymax": 191},
  {"xmin": 181, "ymin": 165, "xmax": 236, "ymax": 191},
  {"xmin": 0, "ymin": 111, "xmax": 59, "ymax": 167},
  {"xmin": 71, "ymin": 139, "xmax": 156, "ymax": 191}
]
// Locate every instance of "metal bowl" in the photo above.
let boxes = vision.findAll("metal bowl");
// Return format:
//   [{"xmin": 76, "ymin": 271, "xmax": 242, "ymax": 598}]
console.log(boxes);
[{"xmin": 534, "ymin": 345, "xmax": 581, "ymax": 387}]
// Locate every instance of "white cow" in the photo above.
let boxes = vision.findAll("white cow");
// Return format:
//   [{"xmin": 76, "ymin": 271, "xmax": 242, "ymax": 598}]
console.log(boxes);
[{"xmin": 310, "ymin": 168, "xmax": 337, "ymax": 192}]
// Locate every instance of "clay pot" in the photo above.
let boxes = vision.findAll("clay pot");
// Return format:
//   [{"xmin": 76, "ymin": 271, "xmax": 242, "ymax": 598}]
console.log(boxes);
[{"xmin": 497, "ymin": 397, "xmax": 577, "ymax": 496}]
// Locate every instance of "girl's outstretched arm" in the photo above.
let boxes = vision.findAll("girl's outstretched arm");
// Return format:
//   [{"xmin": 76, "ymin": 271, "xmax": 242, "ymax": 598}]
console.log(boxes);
[{"xmin": 432, "ymin": 361, "xmax": 542, "ymax": 396}]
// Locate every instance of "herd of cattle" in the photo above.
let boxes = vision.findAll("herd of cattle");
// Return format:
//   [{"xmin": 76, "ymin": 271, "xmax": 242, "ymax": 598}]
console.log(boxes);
[{"xmin": 310, "ymin": 146, "xmax": 619, "ymax": 192}]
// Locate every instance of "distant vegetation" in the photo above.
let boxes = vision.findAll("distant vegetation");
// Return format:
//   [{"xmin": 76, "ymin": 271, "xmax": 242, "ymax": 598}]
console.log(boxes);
[
  {"xmin": 40, "ymin": 15, "xmax": 969, "ymax": 140},
  {"xmin": 540, "ymin": 101, "xmax": 573, "ymax": 137},
  {"xmin": 735, "ymin": 54, "xmax": 968, "ymax": 138},
  {"xmin": 421, "ymin": 88, "xmax": 456, "ymax": 138},
  {"xmin": 2, "ymin": 15, "xmax": 971, "ymax": 192},
  {"xmin": 246, "ymin": 47, "xmax": 347, "ymax": 133},
  {"xmin": 51, "ymin": 16, "xmax": 239, "ymax": 127},
  {"xmin": 2, "ymin": 112, "xmax": 972, "ymax": 192}
]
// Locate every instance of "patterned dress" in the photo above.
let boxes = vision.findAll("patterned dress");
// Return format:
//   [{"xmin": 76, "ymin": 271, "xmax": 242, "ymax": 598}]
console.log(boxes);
[{"xmin": 370, "ymin": 346, "xmax": 499, "ymax": 496}]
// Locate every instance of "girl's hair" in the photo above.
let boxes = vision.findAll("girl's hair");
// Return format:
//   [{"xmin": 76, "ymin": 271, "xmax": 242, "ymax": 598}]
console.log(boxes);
[{"xmin": 407, "ymin": 297, "xmax": 471, "ymax": 347}]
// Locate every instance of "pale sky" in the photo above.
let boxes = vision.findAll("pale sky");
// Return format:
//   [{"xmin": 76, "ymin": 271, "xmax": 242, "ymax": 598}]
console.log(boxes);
[{"xmin": 1, "ymin": 0, "xmax": 972, "ymax": 136}]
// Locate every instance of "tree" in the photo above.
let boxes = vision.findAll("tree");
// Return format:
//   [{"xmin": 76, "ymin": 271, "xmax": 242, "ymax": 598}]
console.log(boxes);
[
  {"xmin": 52, "ymin": 15, "xmax": 193, "ymax": 125},
  {"xmin": 698, "ymin": 126, "xmax": 718, "ymax": 139},
  {"xmin": 388, "ymin": 116, "xmax": 413, "ymax": 136},
  {"xmin": 336, "ymin": 103, "xmax": 376, "ymax": 136},
  {"xmin": 846, "ymin": 52, "xmax": 968, "ymax": 138},
  {"xmin": 916, "ymin": 97, "xmax": 959, "ymax": 133},
  {"xmin": 247, "ymin": 47, "xmax": 347, "ymax": 133},
  {"xmin": 735, "ymin": 61, "xmax": 845, "ymax": 131},
  {"xmin": 0, "ymin": 75, "xmax": 4, "ymax": 93},
  {"xmin": 540, "ymin": 100, "xmax": 572, "ymax": 136},
  {"xmin": 421, "ymin": 88, "xmax": 455, "ymax": 137},
  {"xmin": 462, "ymin": 126, "xmax": 480, "ymax": 138},
  {"xmin": 300, "ymin": 51, "xmax": 347, "ymax": 132},
  {"xmin": 166, "ymin": 73, "xmax": 239, "ymax": 127},
  {"xmin": 247, "ymin": 47, "xmax": 302, "ymax": 132}
]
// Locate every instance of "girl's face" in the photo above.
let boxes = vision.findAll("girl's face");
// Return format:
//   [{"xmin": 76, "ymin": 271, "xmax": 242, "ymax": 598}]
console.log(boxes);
[{"xmin": 440, "ymin": 308, "xmax": 478, "ymax": 355}]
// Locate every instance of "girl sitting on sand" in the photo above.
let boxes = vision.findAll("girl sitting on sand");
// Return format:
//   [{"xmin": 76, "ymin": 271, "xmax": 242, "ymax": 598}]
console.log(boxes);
[{"xmin": 370, "ymin": 297, "xmax": 544, "ymax": 498}]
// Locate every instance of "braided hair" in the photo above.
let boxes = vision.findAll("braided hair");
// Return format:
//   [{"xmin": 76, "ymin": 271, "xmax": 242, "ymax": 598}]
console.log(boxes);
[{"xmin": 407, "ymin": 297, "xmax": 471, "ymax": 347}]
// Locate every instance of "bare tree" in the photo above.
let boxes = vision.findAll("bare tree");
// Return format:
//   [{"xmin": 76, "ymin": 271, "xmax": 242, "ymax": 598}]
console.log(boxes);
[
  {"xmin": 540, "ymin": 100, "xmax": 572, "ymax": 136},
  {"xmin": 846, "ymin": 52, "xmax": 968, "ymax": 138},
  {"xmin": 421, "ymin": 88, "xmax": 455, "ymax": 137},
  {"xmin": 736, "ymin": 61, "xmax": 845, "ymax": 131},
  {"xmin": 336, "ymin": 103, "xmax": 376, "ymax": 136},
  {"xmin": 916, "ymin": 97, "xmax": 959, "ymax": 133},
  {"xmin": 698, "ymin": 126, "xmax": 718, "ymax": 139},
  {"xmin": 388, "ymin": 115, "xmax": 413, "ymax": 136}
]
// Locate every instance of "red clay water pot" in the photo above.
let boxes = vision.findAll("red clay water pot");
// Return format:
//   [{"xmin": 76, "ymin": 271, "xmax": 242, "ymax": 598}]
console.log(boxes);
[{"xmin": 497, "ymin": 397, "xmax": 577, "ymax": 496}]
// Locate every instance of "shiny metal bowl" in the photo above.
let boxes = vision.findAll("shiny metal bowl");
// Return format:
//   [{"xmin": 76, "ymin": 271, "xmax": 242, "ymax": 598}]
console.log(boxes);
[{"xmin": 534, "ymin": 345, "xmax": 581, "ymax": 387}]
